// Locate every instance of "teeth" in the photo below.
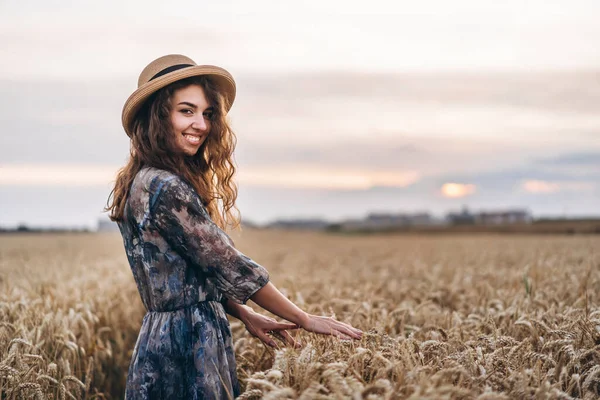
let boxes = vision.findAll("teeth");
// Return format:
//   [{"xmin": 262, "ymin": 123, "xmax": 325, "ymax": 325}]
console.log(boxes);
[{"xmin": 184, "ymin": 134, "xmax": 200, "ymax": 144}]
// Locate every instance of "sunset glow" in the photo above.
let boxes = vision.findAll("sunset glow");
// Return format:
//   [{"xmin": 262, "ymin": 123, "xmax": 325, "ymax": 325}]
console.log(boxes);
[
  {"xmin": 0, "ymin": 164, "xmax": 421, "ymax": 190},
  {"xmin": 522, "ymin": 180, "xmax": 595, "ymax": 194},
  {"xmin": 0, "ymin": 165, "xmax": 117, "ymax": 187},
  {"xmin": 238, "ymin": 167, "xmax": 420, "ymax": 190},
  {"xmin": 441, "ymin": 183, "xmax": 477, "ymax": 198},
  {"xmin": 522, "ymin": 180, "xmax": 560, "ymax": 193}
]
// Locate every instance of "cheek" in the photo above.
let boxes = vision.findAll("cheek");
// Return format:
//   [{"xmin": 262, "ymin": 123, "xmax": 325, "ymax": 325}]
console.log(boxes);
[{"xmin": 170, "ymin": 113, "xmax": 185, "ymax": 133}]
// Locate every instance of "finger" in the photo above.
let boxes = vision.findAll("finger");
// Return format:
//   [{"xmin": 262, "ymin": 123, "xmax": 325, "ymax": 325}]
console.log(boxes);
[
  {"xmin": 269, "ymin": 322, "xmax": 300, "ymax": 331},
  {"xmin": 330, "ymin": 329, "xmax": 353, "ymax": 340},
  {"xmin": 342, "ymin": 322, "xmax": 363, "ymax": 336},
  {"xmin": 350, "ymin": 325, "xmax": 363, "ymax": 334},
  {"xmin": 330, "ymin": 322, "xmax": 361, "ymax": 340},
  {"xmin": 256, "ymin": 332, "xmax": 278, "ymax": 348},
  {"xmin": 329, "ymin": 317, "xmax": 362, "ymax": 333},
  {"xmin": 341, "ymin": 325, "xmax": 362, "ymax": 340},
  {"xmin": 318, "ymin": 323, "xmax": 351, "ymax": 340},
  {"xmin": 335, "ymin": 319, "xmax": 360, "ymax": 331},
  {"xmin": 276, "ymin": 330, "xmax": 302, "ymax": 348},
  {"xmin": 340, "ymin": 326, "xmax": 362, "ymax": 339}
]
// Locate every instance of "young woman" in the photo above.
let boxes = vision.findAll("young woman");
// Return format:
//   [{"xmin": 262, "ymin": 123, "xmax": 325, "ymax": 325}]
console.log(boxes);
[{"xmin": 107, "ymin": 54, "xmax": 362, "ymax": 399}]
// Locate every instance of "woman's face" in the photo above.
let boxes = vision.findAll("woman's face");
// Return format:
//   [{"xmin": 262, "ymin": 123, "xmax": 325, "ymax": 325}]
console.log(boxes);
[{"xmin": 169, "ymin": 84, "xmax": 213, "ymax": 156}]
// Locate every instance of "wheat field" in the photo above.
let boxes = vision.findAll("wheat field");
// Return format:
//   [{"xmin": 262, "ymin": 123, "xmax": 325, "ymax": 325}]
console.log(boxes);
[{"xmin": 0, "ymin": 230, "xmax": 598, "ymax": 399}]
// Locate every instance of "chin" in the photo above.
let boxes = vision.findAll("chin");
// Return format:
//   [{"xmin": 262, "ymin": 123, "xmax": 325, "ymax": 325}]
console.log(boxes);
[{"xmin": 183, "ymin": 149, "xmax": 200, "ymax": 157}]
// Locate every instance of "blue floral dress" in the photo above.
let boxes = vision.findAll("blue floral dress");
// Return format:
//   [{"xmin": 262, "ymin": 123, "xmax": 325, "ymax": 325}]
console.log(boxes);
[{"xmin": 117, "ymin": 167, "xmax": 270, "ymax": 399}]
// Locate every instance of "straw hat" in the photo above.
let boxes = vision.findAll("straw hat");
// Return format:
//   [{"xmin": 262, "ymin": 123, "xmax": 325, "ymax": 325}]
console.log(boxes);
[{"xmin": 121, "ymin": 54, "xmax": 236, "ymax": 137}]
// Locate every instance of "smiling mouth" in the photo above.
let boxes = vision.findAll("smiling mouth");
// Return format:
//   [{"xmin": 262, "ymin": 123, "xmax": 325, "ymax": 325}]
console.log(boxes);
[{"xmin": 183, "ymin": 134, "xmax": 202, "ymax": 145}]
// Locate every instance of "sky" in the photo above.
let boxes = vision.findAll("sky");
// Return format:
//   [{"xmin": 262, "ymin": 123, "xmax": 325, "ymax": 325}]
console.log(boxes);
[{"xmin": 1, "ymin": 0, "xmax": 599, "ymax": 228}]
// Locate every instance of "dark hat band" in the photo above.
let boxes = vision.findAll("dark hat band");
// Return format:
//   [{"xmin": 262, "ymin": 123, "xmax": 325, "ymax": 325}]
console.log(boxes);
[{"xmin": 149, "ymin": 64, "xmax": 194, "ymax": 81}]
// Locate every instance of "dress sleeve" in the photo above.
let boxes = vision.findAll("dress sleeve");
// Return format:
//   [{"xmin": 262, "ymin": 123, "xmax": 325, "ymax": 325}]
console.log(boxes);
[{"xmin": 150, "ymin": 176, "xmax": 269, "ymax": 304}]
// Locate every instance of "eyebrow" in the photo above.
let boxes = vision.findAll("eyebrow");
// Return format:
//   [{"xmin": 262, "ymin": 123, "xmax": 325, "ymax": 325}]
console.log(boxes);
[
  {"xmin": 177, "ymin": 102, "xmax": 197, "ymax": 109},
  {"xmin": 177, "ymin": 102, "xmax": 214, "ymax": 111}
]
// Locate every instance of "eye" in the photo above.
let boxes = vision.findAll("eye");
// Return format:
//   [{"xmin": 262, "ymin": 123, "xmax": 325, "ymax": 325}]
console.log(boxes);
[
  {"xmin": 180, "ymin": 109, "xmax": 193, "ymax": 115},
  {"xmin": 203, "ymin": 110, "xmax": 215, "ymax": 120}
]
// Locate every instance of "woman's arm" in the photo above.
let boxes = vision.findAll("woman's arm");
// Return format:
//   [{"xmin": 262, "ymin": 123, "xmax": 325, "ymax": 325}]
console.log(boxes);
[
  {"xmin": 222, "ymin": 299, "xmax": 299, "ymax": 347},
  {"xmin": 221, "ymin": 298, "xmax": 251, "ymax": 320},
  {"xmin": 151, "ymin": 176, "xmax": 269, "ymax": 304},
  {"xmin": 149, "ymin": 175, "xmax": 361, "ymax": 341},
  {"xmin": 250, "ymin": 282, "xmax": 362, "ymax": 340}
]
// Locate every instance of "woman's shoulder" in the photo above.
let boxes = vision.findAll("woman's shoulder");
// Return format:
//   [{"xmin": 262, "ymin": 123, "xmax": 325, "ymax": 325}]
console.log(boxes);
[
  {"xmin": 128, "ymin": 167, "xmax": 190, "ymax": 203},
  {"xmin": 134, "ymin": 167, "xmax": 196, "ymax": 200},
  {"xmin": 134, "ymin": 167, "xmax": 185, "ymax": 190}
]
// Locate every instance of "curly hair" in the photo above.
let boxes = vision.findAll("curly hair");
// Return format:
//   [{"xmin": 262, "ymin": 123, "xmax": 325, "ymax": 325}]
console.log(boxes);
[{"xmin": 105, "ymin": 76, "xmax": 240, "ymax": 231}]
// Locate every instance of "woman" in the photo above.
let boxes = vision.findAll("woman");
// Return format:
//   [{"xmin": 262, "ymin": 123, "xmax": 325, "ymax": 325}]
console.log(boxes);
[{"xmin": 106, "ymin": 54, "xmax": 362, "ymax": 399}]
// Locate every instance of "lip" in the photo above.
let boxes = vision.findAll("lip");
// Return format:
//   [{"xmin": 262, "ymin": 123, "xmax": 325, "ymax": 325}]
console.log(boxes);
[{"xmin": 182, "ymin": 133, "xmax": 203, "ymax": 146}]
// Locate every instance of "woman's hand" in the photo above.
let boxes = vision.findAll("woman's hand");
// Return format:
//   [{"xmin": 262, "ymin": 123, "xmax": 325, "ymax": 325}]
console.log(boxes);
[
  {"xmin": 239, "ymin": 307, "xmax": 300, "ymax": 348},
  {"xmin": 249, "ymin": 282, "xmax": 363, "ymax": 341},
  {"xmin": 299, "ymin": 314, "xmax": 363, "ymax": 340}
]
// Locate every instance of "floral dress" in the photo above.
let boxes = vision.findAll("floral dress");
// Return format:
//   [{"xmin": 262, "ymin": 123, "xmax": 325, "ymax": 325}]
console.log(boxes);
[{"xmin": 117, "ymin": 167, "xmax": 270, "ymax": 399}]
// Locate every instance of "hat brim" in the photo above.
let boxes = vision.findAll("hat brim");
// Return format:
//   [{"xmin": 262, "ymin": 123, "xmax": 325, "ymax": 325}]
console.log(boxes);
[{"xmin": 121, "ymin": 65, "xmax": 236, "ymax": 137}]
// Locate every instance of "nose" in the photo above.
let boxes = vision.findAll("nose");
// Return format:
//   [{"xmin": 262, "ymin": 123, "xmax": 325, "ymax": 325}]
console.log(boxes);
[{"xmin": 191, "ymin": 115, "xmax": 208, "ymax": 132}]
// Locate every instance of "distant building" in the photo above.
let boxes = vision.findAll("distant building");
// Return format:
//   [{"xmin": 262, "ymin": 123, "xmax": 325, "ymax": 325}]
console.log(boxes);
[
  {"xmin": 447, "ymin": 206, "xmax": 531, "ymax": 225},
  {"xmin": 266, "ymin": 218, "xmax": 330, "ymax": 230},
  {"xmin": 338, "ymin": 212, "xmax": 435, "ymax": 230},
  {"xmin": 446, "ymin": 206, "xmax": 476, "ymax": 225},
  {"xmin": 477, "ymin": 210, "xmax": 531, "ymax": 225}
]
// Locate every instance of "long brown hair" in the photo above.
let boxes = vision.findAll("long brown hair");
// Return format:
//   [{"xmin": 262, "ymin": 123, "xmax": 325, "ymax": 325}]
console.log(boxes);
[{"xmin": 105, "ymin": 76, "xmax": 240, "ymax": 231}]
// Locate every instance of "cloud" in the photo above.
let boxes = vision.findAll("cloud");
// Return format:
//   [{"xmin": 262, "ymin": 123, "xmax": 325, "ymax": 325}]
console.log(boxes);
[
  {"xmin": 240, "ymin": 70, "xmax": 600, "ymax": 114},
  {"xmin": 521, "ymin": 179, "xmax": 595, "ymax": 194},
  {"xmin": 7, "ymin": 75, "xmax": 588, "ymax": 176},
  {"xmin": 233, "ymin": 71, "xmax": 600, "ymax": 146},
  {"xmin": 2, "ymin": 73, "xmax": 600, "ymax": 226},
  {"xmin": 2, "ymin": 0, "xmax": 600, "ymax": 80},
  {"xmin": 539, "ymin": 152, "xmax": 599, "ymax": 165},
  {"xmin": 0, "ymin": 18, "xmax": 229, "ymax": 80},
  {"xmin": 440, "ymin": 149, "xmax": 600, "ymax": 191}
]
